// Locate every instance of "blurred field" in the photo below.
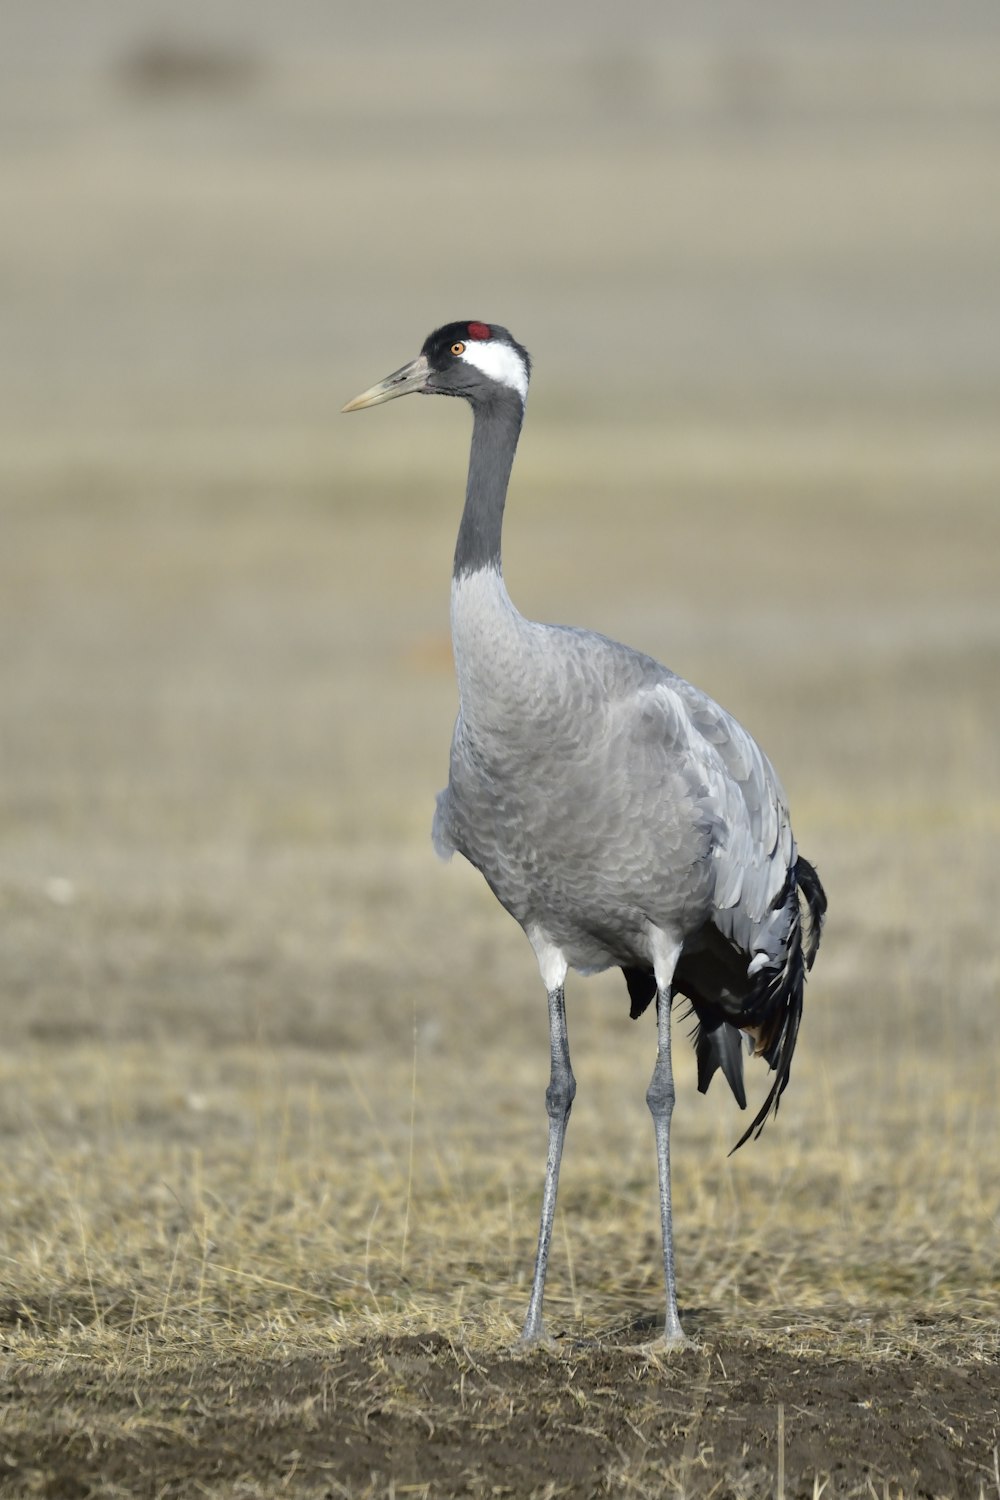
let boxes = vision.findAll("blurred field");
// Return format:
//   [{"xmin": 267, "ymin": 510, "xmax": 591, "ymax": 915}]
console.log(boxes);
[{"xmin": 1, "ymin": 5, "xmax": 999, "ymax": 1497}]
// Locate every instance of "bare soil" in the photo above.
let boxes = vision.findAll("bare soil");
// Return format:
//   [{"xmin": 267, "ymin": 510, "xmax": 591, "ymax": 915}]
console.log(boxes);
[{"xmin": 0, "ymin": 1332, "xmax": 997, "ymax": 1499}]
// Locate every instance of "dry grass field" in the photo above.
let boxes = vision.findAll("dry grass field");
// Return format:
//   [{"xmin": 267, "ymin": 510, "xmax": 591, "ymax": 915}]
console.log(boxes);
[{"xmin": 2, "ymin": 6, "xmax": 999, "ymax": 1496}]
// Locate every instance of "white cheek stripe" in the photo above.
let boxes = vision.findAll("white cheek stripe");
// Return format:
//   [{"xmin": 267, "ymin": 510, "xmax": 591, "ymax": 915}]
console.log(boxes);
[{"xmin": 460, "ymin": 340, "xmax": 529, "ymax": 401}]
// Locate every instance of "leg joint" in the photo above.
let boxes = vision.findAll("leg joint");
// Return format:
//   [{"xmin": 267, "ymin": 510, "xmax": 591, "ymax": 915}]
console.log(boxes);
[
  {"xmin": 646, "ymin": 1076, "xmax": 675, "ymax": 1117},
  {"xmin": 546, "ymin": 1069, "xmax": 576, "ymax": 1119}
]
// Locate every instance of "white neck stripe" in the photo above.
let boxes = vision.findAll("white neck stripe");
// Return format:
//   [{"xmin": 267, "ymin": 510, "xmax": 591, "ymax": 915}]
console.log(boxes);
[{"xmin": 459, "ymin": 340, "xmax": 529, "ymax": 402}]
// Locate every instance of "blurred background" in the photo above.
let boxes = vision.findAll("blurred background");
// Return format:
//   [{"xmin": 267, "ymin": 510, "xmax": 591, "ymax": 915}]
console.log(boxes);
[
  {"xmin": 7, "ymin": 2, "xmax": 1000, "ymax": 429},
  {"xmin": 1, "ymin": 0, "xmax": 998, "ymax": 1341}
]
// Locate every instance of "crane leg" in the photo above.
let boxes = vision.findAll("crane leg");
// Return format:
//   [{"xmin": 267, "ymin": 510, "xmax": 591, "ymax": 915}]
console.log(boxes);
[
  {"xmin": 646, "ymin": 987, "xmax": 687, "ymax": 1344},
  {"xmin": 520, "ymin": 984, "xmax": 576, "ymax": 1345}
]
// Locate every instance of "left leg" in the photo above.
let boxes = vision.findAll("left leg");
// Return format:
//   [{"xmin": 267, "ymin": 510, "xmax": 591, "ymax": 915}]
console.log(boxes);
[{"xmin": 520, "ymin": 934, "xmax": 573, "ymax": 1344}]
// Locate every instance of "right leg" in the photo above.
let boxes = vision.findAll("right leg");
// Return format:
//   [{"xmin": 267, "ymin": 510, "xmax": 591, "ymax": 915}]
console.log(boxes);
[{"xmin": 647, "ymin": 933, "xmax": 686, "ymax": 1344}]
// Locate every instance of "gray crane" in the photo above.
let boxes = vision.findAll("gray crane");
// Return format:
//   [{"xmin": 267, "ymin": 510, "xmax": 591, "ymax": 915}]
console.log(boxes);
[{"xmin": 343, "ymin": 321, "xmax": 826, "ymax": 1346}]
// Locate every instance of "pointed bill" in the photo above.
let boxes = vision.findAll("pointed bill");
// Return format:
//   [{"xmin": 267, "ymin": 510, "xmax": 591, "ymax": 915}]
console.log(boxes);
[{"xmin": 342, "ymin": 353, "xmax": 430, "ymax": 412}]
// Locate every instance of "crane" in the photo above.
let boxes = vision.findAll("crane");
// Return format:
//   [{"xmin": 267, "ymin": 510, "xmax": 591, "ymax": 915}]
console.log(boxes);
[{"xmin": 343, "ymin": 321, "xmax": 826, "ymax": 1346}]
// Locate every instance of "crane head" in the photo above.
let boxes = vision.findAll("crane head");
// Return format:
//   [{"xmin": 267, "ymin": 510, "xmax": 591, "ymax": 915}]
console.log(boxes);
[{"xmin": 342, "ymin": 322, "xmax": 531, "ymax": 413}]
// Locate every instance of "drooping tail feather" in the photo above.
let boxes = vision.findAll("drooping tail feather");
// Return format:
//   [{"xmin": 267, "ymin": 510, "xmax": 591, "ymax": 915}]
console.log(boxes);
[
  {"xmin": 620, "ymin": 854, "xmax": 826, "ymax": 1147},
  {"xmin": 694, "ymin": 1016, "xmax": 747, "ymax": 1109},
  {"xmin": 730, "ymin": 856, "xmax": 827, "ymax": 1153},
  {"xmin": 795, "ymin": 855, "xmax": 827, "ymax": 971},
  {"xmin": 625, "ymin": 961, "xmax": 750, "ymax": 1107},
  {"xmin": 622, "ymin": 965, "xmax": 657, "ymax": 1020}
]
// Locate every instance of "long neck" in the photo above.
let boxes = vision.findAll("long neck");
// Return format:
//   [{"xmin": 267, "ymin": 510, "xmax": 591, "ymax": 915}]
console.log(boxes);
[{"xmin": 453, "ymin": 393, "xmax": 524, "ymax": 580}]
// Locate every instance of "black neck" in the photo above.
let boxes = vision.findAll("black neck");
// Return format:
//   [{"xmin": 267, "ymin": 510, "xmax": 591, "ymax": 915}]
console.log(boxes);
[{"xmin": 453, "ymin": 393, "xmax": 524, "ymax": 580}]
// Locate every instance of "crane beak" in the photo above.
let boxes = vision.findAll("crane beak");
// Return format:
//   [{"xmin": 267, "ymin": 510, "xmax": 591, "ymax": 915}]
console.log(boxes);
[{"xmin": 342, "ymin": 353, "xmax": 430, "ymax": 412}]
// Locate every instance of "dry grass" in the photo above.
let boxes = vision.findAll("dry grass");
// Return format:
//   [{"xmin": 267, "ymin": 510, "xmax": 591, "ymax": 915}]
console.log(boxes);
[{"xmin": 1, "ymin": 461, "xmax": 997, "ymax": 1495}]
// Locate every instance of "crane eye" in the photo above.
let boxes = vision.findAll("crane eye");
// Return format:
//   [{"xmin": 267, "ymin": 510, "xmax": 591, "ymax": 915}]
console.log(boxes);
[{"xmin": 450, "ymin": 341, "xmax": 466, "ymax": 356}]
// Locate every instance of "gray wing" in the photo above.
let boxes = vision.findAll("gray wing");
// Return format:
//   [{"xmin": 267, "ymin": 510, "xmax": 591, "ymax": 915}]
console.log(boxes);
[
  {"xmin": 625, "ymin": 674, "xmax": 803, "ymax": 1130},
  {"xmin": 625, "ymin": 674, "xmax": 795, "ymax": 962}
]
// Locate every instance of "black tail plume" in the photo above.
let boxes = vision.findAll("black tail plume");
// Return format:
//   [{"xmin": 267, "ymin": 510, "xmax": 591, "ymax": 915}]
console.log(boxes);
[
  {"xmin": 730, "ymin": 855, "xmax": 826, "ymax": 1153},
  {"xmin": 694, "ymin": 1014, "xmax": 747, "ymax": 1108},
  {"xmin": 622, "ymin": 965, "xmax": 657, "ymax": 1020},
  {"xmin": 795, "ymin": 855, "xmax": 827, "ymax": 971}
]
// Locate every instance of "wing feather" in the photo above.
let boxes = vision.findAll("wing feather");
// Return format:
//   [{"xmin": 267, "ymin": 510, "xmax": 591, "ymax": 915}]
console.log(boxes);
[{"xmin": 629, "ymin": 678, "xmax": 795, "ymax": 955}]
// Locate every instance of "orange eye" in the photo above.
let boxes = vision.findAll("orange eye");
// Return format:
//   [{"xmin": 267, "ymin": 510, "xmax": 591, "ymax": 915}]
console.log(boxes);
[{"xmin": 451, "ymin": 341, "xmax": 466, "ymax": 356}]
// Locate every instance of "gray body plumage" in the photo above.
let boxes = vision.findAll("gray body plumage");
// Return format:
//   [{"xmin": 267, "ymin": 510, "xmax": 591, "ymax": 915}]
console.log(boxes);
[
  {"xmin": 343, "ymin": 320, "xmax": 826, "ymax": 1343},
  {"xmin": 436, "ymin": 568, "xmax": 792, "ymax": 988}
]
